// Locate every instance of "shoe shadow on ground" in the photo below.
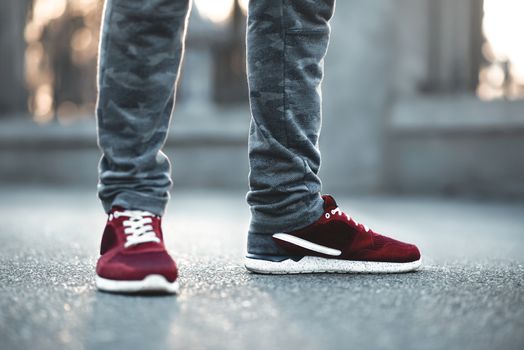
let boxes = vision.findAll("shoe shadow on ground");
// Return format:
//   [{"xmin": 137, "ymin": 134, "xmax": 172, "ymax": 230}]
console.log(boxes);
[
  {"xmin": 241, "ymin": 262, "xmax": 524, "ymax": 350},
  {"xmin": 78, "ymin": 260, "xmax": 523, "ymax": 350},
  {"xmin": 235, "ymin": 268, "xmax": 429, "ymax": 349},
  {"xmin": 84, "ymin": 291, "xmax": 180, "ymax": 350}
]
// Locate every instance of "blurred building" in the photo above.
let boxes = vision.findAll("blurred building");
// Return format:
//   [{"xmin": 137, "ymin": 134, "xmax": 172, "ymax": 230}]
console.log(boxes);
[
  {"xmin": 322, "ymin": 0, "xmax": 524, "ymax": 197},
  {"xmin": 0, "ymin": 0, "xmax": 523, "ymax": 197}
]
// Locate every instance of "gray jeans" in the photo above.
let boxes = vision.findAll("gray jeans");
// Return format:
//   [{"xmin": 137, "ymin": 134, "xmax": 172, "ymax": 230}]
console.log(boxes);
[{"xmin": 96, "ymin": 0, "xmax": 335, "ymax": 255}]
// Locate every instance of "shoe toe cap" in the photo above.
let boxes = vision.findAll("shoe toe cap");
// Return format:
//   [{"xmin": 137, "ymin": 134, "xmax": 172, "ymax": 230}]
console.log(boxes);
[
  {"xmin": 405, "ymin": 243, "xmax": 421, "ymax": 262},
  {"xmin": 97, "ymin": 250, "xmax": 178, "ymax": 282},
  {"xmin": 389, "ymin": 242, "xmax": 420, "ymax": 263}
]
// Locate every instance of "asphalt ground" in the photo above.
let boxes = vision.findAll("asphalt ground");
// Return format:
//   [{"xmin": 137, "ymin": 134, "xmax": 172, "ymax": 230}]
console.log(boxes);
[{"xmin": 0, "ymin": 186, "xmax": 523, "ymax": 350}]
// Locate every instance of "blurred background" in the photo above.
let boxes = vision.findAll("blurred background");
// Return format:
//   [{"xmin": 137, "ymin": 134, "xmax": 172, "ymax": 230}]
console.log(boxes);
[{"xmin": 1, "ymin": 0, "xmax": 523, "ymax": 197}]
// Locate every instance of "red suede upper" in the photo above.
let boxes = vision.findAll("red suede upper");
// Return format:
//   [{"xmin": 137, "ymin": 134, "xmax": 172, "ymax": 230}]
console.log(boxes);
[
  {"xmin": 96, "ymin": 207, "xmax": 178, "ymax": 282},
  {"xmin": 273, "ymin": 195, "xmax": 421, "ymax": 263}
]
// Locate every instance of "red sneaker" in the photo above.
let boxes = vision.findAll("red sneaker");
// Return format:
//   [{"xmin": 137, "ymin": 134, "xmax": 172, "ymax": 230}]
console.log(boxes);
[
  {"xmin": 245, "ymin": 195, "xmax": 421, "ymax": 274},
  {"xmin": 95, "ymin": 207, "xmax": 179, "ymax": 294}
]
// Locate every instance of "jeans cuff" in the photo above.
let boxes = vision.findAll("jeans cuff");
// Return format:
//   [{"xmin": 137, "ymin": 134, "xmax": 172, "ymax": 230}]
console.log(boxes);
[{"xmin": 100, "ymin": 190, "xmax": 169, "ymax": 216}]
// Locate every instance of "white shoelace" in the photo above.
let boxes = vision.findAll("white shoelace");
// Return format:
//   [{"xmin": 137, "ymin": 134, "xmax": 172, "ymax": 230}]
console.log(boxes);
[
  {"xmin": 111, "ymin": 210, "xmax": 161, "ymax": 248},
  {"xmin": 325, "ymin": 206, "xmax": 370, "ymax": 232}
]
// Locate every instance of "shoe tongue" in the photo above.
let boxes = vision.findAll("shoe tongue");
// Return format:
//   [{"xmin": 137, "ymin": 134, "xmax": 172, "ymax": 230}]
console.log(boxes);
[
  {"xmin": 127, "ymin": 241, "xmax": 163, "ymax": 251},
  {"xmin": 321, "ymin": 195, "xmax": 338, "ymax": 211},
  {"xmin": 110, "ymin": 206, "xmax": 126, "ymax": 214}
]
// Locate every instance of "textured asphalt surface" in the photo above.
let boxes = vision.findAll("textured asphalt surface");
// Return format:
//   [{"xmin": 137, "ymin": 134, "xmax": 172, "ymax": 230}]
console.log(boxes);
[{"xmin": 0, "ymin": 186, "xmax": 523, "ymax": 350}]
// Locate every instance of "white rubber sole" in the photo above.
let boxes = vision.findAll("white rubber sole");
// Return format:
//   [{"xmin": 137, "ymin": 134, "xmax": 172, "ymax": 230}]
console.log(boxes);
[
  {"xmin": 245, "ymin": 256, "xmax": 422, "ymax": 274},
  {"xmin": 96, "ymin": 274, "xmax": 180, "ymax": 294}
]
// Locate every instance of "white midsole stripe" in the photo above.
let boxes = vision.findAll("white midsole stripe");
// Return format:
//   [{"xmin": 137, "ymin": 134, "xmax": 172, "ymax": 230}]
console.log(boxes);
[
  {"xmin": 245, "ymin": 256, "xmax": 422, "ymax": 274},
  {"xmin": 272, "ymin": 233, "xmax": 342, "ymax": 256},
  {"xmin": 96, "ymin": 274, "xmax": 180, "ymax": 294}
]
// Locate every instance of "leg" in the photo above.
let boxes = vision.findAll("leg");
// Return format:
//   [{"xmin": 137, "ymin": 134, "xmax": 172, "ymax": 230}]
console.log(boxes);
[
  {"xmin": 245, "ymin": 1, "xmax": 421, "ymax": 274},
  {"xmin": 94, "ymin": 0, "xmax": 191, "ymax": 294},
  {"xmin": 246, "ymin": 0, "xmax": 336, "ymax": 254},
  {"xmin": 96, "ymin": 0, "xmax": 191, "ymax": 215}
]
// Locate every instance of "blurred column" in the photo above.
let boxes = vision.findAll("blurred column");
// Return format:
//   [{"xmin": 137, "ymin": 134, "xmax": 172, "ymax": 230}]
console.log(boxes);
[
  {"xmin": 425, "ymin": 0, "xmax": 484, "ymax": 93},
  {"xmin": 321, "ymin": 0, "xmax": 396, "ymax": 193},
  {"xmin": 211, "ymin": 2, "xmax": 247, "ymax": 105},
  {"xmin": 0, "ymin": 0, "xmax": 30, "ymax": 117}
]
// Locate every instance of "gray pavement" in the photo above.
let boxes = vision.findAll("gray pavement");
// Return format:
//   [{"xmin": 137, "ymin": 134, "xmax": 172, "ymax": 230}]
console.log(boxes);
[{"xmin": 0, "ymin": 186, "xmax": 523, "ymax": 350}]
